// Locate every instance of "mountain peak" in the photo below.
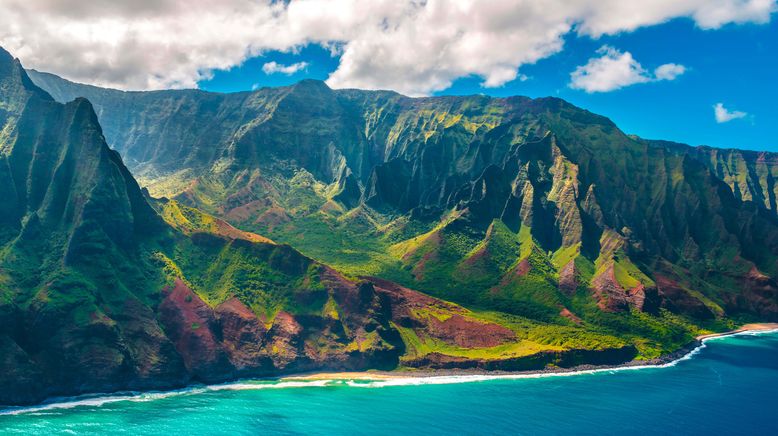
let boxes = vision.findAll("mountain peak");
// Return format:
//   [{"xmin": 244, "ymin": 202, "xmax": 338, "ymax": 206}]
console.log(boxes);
[
  {"xmin": 287, "ymin": 78, "xmax": 332, "ymax": 96},
  {"xmin": 0, "ymin": 45, "xmax": 12, "ymax": 63},
  {"xmin": 0, "ymin": 46, "xmax": 159, "ymax": 249},
  {"xmin": 294, "ymin": 78, "xmax": 330, "ymax": 88},
  {"xmin": 0, "ymin": 46, "xmax": 53, "ymax": 106}
]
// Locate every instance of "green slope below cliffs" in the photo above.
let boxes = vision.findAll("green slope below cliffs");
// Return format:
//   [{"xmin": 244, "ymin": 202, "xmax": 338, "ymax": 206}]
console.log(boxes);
[
  {"xmin": 1, "ymin": 50, "xmax": 646, "ymax": 406},
  {"xmin": 25, "ymin": 66, "xmax": 778, "ymax": 364}
]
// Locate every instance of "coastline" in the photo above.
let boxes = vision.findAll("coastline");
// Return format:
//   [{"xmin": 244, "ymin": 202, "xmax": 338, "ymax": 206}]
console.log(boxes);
[
  {"xmin": 3, "ymin": 323, "xmax": 777, "ymax": 414},
  {"xmin": 694, "ymin": 323, "xmax": 778, "ymax": 340},
  {"xmin": 282, "ymin": 323, "xmax": 778, "ymax": 382}
]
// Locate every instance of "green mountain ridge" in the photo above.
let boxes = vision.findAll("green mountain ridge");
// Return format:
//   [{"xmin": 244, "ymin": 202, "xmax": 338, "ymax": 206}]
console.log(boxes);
[
  {"xmin": 0, "ymin": 49, "xmax": 776, "ymax": 405},
  {"xmin": 2, "ymin": 49, "xmax": 658, "ymax": 407},
  {"xmin": 26, "ymin": 68, "xmax": 778, "ymax": 328},
  {"xmin": 30, "ymin": 68, "xmax": 778, "ymax": 220}
]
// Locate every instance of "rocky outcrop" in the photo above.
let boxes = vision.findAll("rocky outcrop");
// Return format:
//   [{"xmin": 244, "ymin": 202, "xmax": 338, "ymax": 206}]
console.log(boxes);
[
  {"xmin": 720, "ymin": 267, "xmax": 778, "ymax": 320},
  {"xmin": 558, "ymin": 261, "xmax": 578, "ymax": 295},
  {"xmin": 591, "ymin": 267, "xmax": 634, "ymax": 312},
  {"xmin": 591, "ymin": 266, "xmax": 660, "ymax": 313},
  {"xmin": 215, "ymin": 298, "xmax": 269, "ymax": 370},
  {"xmin": 655, "ymin": 275, "xmax": 716, "ymax": 319},
  {"xmin": 159, "ymin": 280, "xmax": 233, "ymax": 381}
]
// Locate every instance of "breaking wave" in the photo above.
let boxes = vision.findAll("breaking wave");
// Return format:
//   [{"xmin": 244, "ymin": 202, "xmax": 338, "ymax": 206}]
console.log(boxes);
[{"xmin": 3, "ymin": 328, "xmax": 776, "ymax": 416}]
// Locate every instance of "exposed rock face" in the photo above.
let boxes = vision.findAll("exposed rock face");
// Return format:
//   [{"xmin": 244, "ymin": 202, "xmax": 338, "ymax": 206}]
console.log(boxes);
[
  {"xmin": 215, "ymin": 298, "xmax": 269, "ymax": 370},
  {"xmin": 655, "ymin": 275, "xmax": 716, "ymax": 320},
  {"xmin": 558, "ymin": 261, "xmax": 578, "ymax": 295},
  {"xmin": 559, "ymin": 308, "xmax": 582, "ymax": 324},
  {"xmin": 159, "ymin": 280, "xmax": 233, "ymax": 381},
  {"xmin": 591, "ymin": 268, "xmax": 631, "ymax": 312},
  {"xmin": 723, "ymin": 267, "xmax": 778, "ymax": 319},
  {"xmin": 591, "ymin": 267, "xmax": 659, "ymax": 313}
]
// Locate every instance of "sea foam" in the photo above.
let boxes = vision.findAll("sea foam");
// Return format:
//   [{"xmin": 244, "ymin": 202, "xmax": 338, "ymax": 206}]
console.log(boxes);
[{"xmin": 3, "ymin": 328, "xmax": 776, "ymax": 415}]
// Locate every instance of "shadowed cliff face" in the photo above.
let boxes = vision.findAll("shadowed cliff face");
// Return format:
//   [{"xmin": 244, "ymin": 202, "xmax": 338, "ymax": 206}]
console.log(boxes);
[
  {"xmin": 647, "ymin": 139, "xmax": 778, "ymax": 214},
  {"xmin": 1, "ymin": 47, "xmax": 184, "ymax": 405}
]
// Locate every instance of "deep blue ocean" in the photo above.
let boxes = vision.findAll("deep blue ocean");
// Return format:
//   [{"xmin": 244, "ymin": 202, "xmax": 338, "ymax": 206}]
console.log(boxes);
[{"xmin": 2, "ymin": 331, "xmax": 777, "ymax": 435}]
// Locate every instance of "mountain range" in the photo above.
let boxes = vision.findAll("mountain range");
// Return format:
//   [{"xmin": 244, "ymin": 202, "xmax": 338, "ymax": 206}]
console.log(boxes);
[{"xmin": 1, "ymin": 46, "xmax": 777, "ymax": 405}]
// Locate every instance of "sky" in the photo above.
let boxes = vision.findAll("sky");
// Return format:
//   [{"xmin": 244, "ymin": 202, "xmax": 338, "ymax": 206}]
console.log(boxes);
[{"xmin": 0, "ymin": 0, "xmax": 776, "ymax": 151}]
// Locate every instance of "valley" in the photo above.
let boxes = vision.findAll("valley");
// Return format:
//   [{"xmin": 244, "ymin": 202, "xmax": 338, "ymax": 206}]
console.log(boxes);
[{"xmin": 0, "ymin": 46, "xmax": 776, "ymax": 406}]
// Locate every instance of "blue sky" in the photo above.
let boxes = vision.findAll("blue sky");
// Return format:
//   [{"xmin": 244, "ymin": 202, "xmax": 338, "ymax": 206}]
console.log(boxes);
[
  {"xmin": 200, "ymin": 18, "xmax": 776, "ymax": 152},
  {"xmin": 4, "ymin": 1, "xmax": 774, "ymax": 152}
]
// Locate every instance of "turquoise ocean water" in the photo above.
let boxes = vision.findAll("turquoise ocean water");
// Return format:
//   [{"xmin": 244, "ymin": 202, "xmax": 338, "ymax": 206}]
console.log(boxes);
[{"xmin": 2, "ymin": 331, "xmax": 777, "ymax": 435}]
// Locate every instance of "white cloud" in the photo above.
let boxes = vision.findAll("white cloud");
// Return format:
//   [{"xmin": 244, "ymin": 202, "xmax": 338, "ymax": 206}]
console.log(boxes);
[
  {"xmin": 654, "ymin": 63, "xmax": 687, "ymax": 81},
  {"xmin": 570, "ymin": 46, "xmax": 651, "ymax": 92},
  {"xmin": 262, "ymin": 61, "xmax": 309, "ymax": 75},
  {"xmin": 0, "ymin": 0, "xmax": 773, "ymax": 95},
  {"xmin": 570, "ymin": 46, "xmax": 686, "ymax": 93},
  {"xmin": 713, "ymin": 103, "xmax": 748, "ymax": 123}
]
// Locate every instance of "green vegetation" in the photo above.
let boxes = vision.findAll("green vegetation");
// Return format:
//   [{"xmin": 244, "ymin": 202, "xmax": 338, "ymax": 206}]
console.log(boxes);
[
  {"xmin": 394, "ymin": 323, "xmax": 562, "ymax": 362},
  {"xmin": 0, "ymin": 53, "xmax": 775, "ymax": 409}
]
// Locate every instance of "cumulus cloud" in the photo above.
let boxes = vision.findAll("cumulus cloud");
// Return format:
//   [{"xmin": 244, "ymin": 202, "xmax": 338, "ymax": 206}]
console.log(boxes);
[
  {"xmin": 570, "ymin": 46, "xmax": 686, "ymax": 93},
  {"xmin": 654, "ymin": 63, "xmax": 687, "ymax": 81},
  {"xmin": 262, "ymin": 61, "xmax": 309, "ymax": 75},
  {"xmin": 570, "ymin": 46, "xmax": 652, "ymax": 92},
  {"xmin": 0, "ymin": 0, "xmax": 774, "ymax": 95},
  {"xmin": 713, "ymin": 103, "xmax": 748, "ymax": 123}
]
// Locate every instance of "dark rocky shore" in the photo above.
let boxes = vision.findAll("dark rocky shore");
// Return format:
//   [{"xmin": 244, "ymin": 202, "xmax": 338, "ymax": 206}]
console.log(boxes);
[{"xmin": 6, "ymin": 325, "xmax": 778, "ymax": 411}]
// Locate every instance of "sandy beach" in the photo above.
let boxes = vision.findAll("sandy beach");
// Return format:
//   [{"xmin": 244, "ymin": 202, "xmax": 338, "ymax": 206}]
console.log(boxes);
[
  {"xmin": 696, "ymin": 323, "xmax": 778, "ymax": 340},
  {"xmin": 283, "ymin": 371, "xmax": 405, "ymax": 381}
]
